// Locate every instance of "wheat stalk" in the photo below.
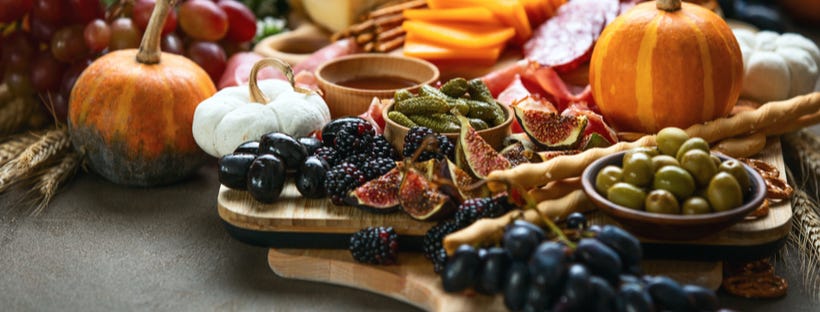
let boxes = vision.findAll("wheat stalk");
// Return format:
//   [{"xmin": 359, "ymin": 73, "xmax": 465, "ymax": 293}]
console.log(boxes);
[
  {"xmin": 0, "ymin": 132, "xmax": 40, "ymax": 167},
  {"xmin": 29, "ymin": 150, "xmax": 81, "ymax": 216},
  {"xmin": 0, "ymin": 128, "xmax": 70, "ymax": 192},
  {"xmin": 788, "ymin": 187, "xmax": 820, "ymax": 300},
  {"xmin": 0, "ymin": 94, "xmax": 34, "ymax": 135}
]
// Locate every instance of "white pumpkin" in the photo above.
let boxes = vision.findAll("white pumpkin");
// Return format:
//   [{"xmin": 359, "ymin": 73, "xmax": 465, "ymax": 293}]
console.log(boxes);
[
  {"xmin": 733, "ymin": 29, "xmax": 820, "ymax": 103},
  {"xmin": 192, "ymin": 58, "xmax": 331, "ymax": 157}
]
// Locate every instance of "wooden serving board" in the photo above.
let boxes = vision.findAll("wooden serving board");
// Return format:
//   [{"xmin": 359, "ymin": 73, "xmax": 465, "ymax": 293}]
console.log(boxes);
[
  {"xmin": 218, "ymin": 139, "xmax": 792, "ymax": 252},
  {"xmin": 267, "ymin": 248, "xmax": 722, "ymax": 312}
]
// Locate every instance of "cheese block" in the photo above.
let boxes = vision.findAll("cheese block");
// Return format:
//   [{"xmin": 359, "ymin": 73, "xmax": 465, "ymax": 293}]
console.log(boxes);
[{"xmin": 301, "ymin": 0, "xmax": 393, "ymax": 33}]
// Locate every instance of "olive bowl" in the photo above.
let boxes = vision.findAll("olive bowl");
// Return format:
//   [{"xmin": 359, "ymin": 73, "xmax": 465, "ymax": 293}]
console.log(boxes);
[
  {"xmin": 581, "ymin": 151, "xmax": 767, "ymax": 241},
  {"xmin": 382, "ymin": 100, "xmax": 513, "ymax": 154}
]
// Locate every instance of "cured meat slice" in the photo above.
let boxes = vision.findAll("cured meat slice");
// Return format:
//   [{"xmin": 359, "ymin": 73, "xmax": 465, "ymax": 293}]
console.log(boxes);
[{"xmin": 523, "ymin": 0, "xmax": 619, "ymax": 73}]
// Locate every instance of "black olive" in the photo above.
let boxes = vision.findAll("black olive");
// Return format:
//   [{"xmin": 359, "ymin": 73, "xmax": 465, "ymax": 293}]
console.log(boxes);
[
  {"xmin": 247, "ymin": 154, "xmax": 286, "ymax": 204},
  {"xmin": 217, "ymin": 153, "xmax": 256, "ymax": 190},
  {"xmin": 234, "ymin": 140, "xmax": 260, "ymax": 155},
  {"xmin": 296, "ymin": 156, "xmax": 329, "ymax": 198},
  {"xmin": 297, "ymin": 136, "xmax": 323, "ymax": 156},
  {"xmin": 259, "ymin": 132, "xmax": 308, "ymax": 171}
]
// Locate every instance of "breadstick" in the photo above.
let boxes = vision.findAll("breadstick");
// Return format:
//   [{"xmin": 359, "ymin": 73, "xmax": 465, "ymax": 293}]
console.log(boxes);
[
  {"xmin": 712, "ymin": 132, "xmax": 767, "ymax": 158},
  {"xmin": 368, "ymin": 0, "xmax": 426, "ymax": 18},
  {"xmin": 618, "ymin": 132, "xmax": 647, "ymax": 142},
  {"xmin": 762, "ymin": 110, "xmax": 820, "ymax": 136},
  {"xmin": 529, "ymin": 177, "xmax": 581, "ymax": 202},
  {"xmin": 443, "ymin": 190, "xmax": 592, "ymax": 255},
  {"xmin": 489, "ymin": 92, "xmax": 820, "ymax": 189}
]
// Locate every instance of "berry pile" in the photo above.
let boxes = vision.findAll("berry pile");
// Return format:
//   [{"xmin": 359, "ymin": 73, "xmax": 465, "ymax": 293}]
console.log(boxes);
[
  {"xmin": 217, "ymin": 131, "xmax": 328, "ymax": 203},
  {"xmin": 441, "ymin": 217, "xmax": 721, "ymax": 312},
  {"xmin": 349, "ymin": 226, "xmax": 399, "ymax": 265},
  {"xmin": 319, "ymin": 118, "xmax": 398, "ymax": 205},
  {"xmin": 423, "ymin": 195, "xmax": 513, "ymax": 272},
  {"xmin": 402, "ymin": 126, "xmax": 455, "ymax": 162}
]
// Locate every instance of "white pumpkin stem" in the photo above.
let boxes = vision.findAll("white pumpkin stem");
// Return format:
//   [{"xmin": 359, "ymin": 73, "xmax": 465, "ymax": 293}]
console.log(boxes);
[
  {"xmin": 657, "ymin": 0, "xmax": 682, "ymax": 11},
  {"xmin": 136, "ymin": 0, "xmax": 175, "ymax": 64},
  {"xmin": 249, "ymin": 58, "xmax": 315, "ymax": 103}
]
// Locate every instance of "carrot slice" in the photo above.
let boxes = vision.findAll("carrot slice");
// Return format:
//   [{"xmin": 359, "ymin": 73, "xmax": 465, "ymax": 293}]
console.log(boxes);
[
  {"xmin": 403, "ymin": 7, "xmax": 502, "ymax": 25},
  {"xmin": 402, "ymin": 20, "xmax": 515, "ymax": 49}
]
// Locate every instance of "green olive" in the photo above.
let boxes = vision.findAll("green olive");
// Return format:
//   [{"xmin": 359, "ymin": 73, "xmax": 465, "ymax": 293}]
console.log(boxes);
[
  {"xmin": 645, "ymin": 189, "xmax": 680, "ymax": 214},
  {"xmin": 624, "ymin": 147, "xmax": 659, "ymax": 164},
  {"xmin": 656, "ymin": 127, "xmax": 689, "ymax": 156},
  {"xmin": 719, "ymin": 159, "xmax": 751, "ymax": 192},
  {"xmin": 682, "ymin": 196, "xmax": 712, "ymax": 215},
  {"xmin": 607, "ymin": 182, "xmax": 647, "ymax": 210},
  {"xmin": 680, "ymin": 149, "xmax": 718, "ymax": 186},
  {"xmin": 653, "ymin": 166, "xmax": 696, "ymax": 199},
  {"xmin": 595, "ymin": 165, "xmax": 623, "ymax": 195},
  {"xmin": 676, "ymin": 137, "xmax": 711, "ymax": 161},
  {"xmin": 710, "ymin": 154, "xmax": 722, "ymax": 168},
  {"xmin": 622, "ymin": 152, "xmax": 653, "ymax": 187},
  {"xmin": 651, "ymin": 155, "xmax": 680, "ymax": 172},
  {"xmin": 706, "ymin": 172, "xmax": 743, "ymax": 212}
]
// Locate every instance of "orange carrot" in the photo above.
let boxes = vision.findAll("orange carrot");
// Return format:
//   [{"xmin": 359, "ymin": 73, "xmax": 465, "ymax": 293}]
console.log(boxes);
[{"xmin": 403, "ymin": 7, "xmax": 502, "ymax": 25}]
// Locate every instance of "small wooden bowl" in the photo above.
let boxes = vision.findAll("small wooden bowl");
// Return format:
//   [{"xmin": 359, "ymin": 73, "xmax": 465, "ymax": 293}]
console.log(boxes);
[
  {"xmin": 581, "ymin": 152, "xmax": 767, "ymax": 241},
  {"xmin": 382, "ymin": 101, "xmax": 513, "ymax": 154},
  {"xmin": 315, "ymin": 54, "xmax": 439, "ymax": 118}
]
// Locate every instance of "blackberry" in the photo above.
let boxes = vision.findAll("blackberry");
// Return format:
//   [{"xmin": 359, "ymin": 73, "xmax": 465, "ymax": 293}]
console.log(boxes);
[
  {"xmin": 453, "ymin": 195, "xmax": 513, "ymax": 228},
  {"xmin": 349, "ymin": 226, "xmax": 399, "ymax": 265},
  {"xmin": 325, "ymin": 163, "xmax": 367, "ymax": 205},
  {"xmin": 334, "ymin": 122, "xmax": 375, "ymax": 157},
  {"xmin": 313, "ymin": 146, "xmax": 339, "ymax": 167},
  {"xmin": 371, "ymin": 135, "xmax": 398, "ymax": 160},
  {"xmin": 362, "ymin": 158, "xmax": 396, "ymax": 181},
  {"xmin": 423, "ymin": 220, "xmax": 460, "ymax": 272},
  {"xmin": 402, "ymin": 126, "xmax": 455, "ymax": 161},
  {"xmin": 339, "ymin": 153, "xmax": 370, "ymax": 168}
]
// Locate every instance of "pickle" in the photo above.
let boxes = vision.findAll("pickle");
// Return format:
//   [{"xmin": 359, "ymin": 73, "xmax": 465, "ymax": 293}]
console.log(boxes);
[
  {"xmin": 440, "ymin": 78, "xmax": 469, "ymax": 98},
  {"xmin": 409, "ymin": 114, "xmax": 459, "ymax": 133},
  {"xmin": 489, "ymin": 102, "xmax": 506, "ymax": 126},
  {"xmin": 466, "ymin": 100, "xmax": 495, "ymax": 120},
  {"xmin": 469, "ymin": 118, "xmax": 489, "ymax": 130},
  {"xmin": 448, "ymin": 98, "xmax": 470, "ymax": 116},
  {"xmin": 419, "ymin": 84, "xmax": 449, "ymax": 99},
  {"xmin": 467, "ymin": 79, "xmax": 495, "ymax": 103},
  {"xmin": 388, "ymin": 111, "xmax": 417, "ymax": 128},
  {"xmin": 393, "ymin": 89, "xmax": 413, "ymax": 102},
  {"xmin": 394, "ymin": 96, "xmax": 449, "ymax": 115}
]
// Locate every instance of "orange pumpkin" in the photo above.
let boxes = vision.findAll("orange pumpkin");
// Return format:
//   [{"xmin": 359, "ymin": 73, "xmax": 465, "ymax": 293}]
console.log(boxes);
[
  {"xmin": 589, "ymin": 0, "xmax": 743, "ymax": 133},
  {"xmin": 68, "ymin": 0, "xmax": 216, "ymax": 186}
]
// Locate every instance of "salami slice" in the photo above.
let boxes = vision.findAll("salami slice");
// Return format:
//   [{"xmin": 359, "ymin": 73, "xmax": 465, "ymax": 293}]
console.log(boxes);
[{"xmin": 523, "ymin": 0, "xmax": 619, "ymax": 73}]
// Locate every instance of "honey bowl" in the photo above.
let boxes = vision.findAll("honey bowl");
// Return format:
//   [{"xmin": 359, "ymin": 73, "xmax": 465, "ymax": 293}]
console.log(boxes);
[{"xmin": 315, "ymin": 54, "xmax": 440, "ymax": 118}]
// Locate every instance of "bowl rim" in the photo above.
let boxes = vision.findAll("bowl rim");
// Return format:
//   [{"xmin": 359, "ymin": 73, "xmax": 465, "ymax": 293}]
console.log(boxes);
[
  {"xmin": 381, "ymin": 99, "xmax": 514, "ymax": 135},
  {"xmin": 581, "ymin": 151, "xmax": 767, "ymax": 225},
  {"xmin": 314, "ymin": 54, "xmax": 441, "ymax": 93}
]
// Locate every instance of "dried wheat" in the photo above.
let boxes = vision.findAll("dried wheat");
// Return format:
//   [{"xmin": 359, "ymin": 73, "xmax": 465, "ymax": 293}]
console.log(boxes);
[
  {"xmin": 0, "ymin": 128, "xmax": 70, "ymax": 191},
  {"xmin": 30, "ymin": 150, "xmax": 81, "ymax": 216}
]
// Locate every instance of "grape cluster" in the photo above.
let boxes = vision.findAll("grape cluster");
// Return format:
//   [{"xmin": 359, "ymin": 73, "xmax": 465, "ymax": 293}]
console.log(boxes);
[
  {"xmin": 0, "ymin": 0, "xmax": 273, "ymax": 123},
  {"xmin": 441, "ymin": 217, "xmax": 720, "ymax": 312}
]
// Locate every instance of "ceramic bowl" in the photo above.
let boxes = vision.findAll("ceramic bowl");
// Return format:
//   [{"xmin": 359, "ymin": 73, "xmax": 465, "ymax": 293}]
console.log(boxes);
[
  {"xmin": 382, "ymin": 101, "xmax": 513, "ymax": 154},
  {"xmin": 581, "ymin": 151, "xmax": 767, "ymax": 241},
  {"xmin": 315, "ymin": 54, "xmax": 439, "ymax": 118}
]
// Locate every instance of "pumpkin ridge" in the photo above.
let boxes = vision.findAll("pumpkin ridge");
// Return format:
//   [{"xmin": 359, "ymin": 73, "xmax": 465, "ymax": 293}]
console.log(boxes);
[
  {"xmin": 592, "ymin": 11, "xmax": 628, "ymax": 115},
  {"xmin": 635, "ymin": 14, "xmax": 662, "ymax": 131},
  {"xmin": 680, "ymin": 12, "xmax": 716, "ymax": 122}
]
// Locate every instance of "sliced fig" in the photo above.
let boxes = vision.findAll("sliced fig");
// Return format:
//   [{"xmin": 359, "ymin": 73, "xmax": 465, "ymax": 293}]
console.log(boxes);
[
  {"xmin": 457, "ymin": 115, "xmax": 512, "ymax": 179},
  {"xmin": 513, "ymin": 101, "xmax": 588, "ymax": 150},
  {"xmin": 563, "ymin": 105, "xmax": 618, "ymax": 148},
  {"xmin": 398, "ymin": 168, "xmax": 455, "ymax": 221},
  {"xmin": 439, "ymin": 159, "xmax": 490, "ymax": 201},
  {"xmin": 499, "ymin": 142, "xmax": 534, "ymax": 166},
  {"xmin": 345, "ymin": 166, "xmax": 403, "ymax": 213}
]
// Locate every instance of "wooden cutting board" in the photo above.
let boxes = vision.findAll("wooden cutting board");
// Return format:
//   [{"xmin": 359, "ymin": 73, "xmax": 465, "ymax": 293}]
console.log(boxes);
[
  {"xmin": 218, "ymin": 139, "xmax": 792, "ymax": 251},
  {"xmin": 267, "ymin": 248, "xmax": 723, "ymax": 312}
]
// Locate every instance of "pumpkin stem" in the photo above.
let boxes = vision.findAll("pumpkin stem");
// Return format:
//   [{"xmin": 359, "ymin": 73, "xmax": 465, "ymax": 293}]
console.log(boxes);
[
  {"xmin": 249, "ymin": 58, "xmax": 314, "ymax": 103},
  {"xmin": 657, "ymin": 0, "xmax": 682, "ymax": 11},
  {"xmin": 136, "ymin": 0, "xmax": 176, "ymax": 64}
]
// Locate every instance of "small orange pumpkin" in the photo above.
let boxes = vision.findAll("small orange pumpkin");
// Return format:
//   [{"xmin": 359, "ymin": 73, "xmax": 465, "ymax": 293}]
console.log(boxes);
[
  {"xmin": 69, "ymin": 0, "xmax": 216, "ymax": 186},
  {"xmin": 589, "ymin": 0, "xmax": 743, "ymax": 133}
]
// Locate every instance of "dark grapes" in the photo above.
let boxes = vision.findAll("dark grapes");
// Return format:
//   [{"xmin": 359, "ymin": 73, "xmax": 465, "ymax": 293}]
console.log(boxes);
[
  {"xmin": 566, "ymin": 212, "xmax": 587, "ymax": 230},
  {"xmin": 475, "ymin": 247, "xmax": 511, "ymax": 295},
  {"xmin": 503, "ymin": 224, "xmax": 541, "ymax": 261},
  {"xmin": 441, "ymin": 245, "xmax": 481, "ymax": 293},
  {"xmin": 503, "ymin": 261, "xmax": 530, "ymax": 311}
]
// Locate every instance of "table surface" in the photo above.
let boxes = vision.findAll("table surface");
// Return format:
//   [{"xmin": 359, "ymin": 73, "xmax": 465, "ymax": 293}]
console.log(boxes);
[{"xmin": 2, "ymin": 19, "xmax": 820, "ymax": 312}]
